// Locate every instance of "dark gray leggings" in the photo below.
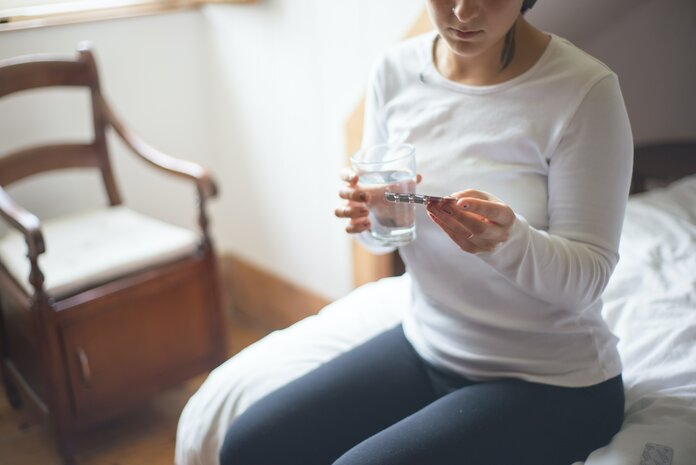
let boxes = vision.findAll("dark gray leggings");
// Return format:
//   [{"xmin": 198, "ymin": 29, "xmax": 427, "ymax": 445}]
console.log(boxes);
[{"xmin": 219, "ymin": 325, "xmax": 624, "ymax": 465}]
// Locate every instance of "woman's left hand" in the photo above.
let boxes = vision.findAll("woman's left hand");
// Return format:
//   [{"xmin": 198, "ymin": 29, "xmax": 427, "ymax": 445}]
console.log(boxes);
[{"xmin": 426, "ymin": 190, "xmax": 516, "ymax": 254}]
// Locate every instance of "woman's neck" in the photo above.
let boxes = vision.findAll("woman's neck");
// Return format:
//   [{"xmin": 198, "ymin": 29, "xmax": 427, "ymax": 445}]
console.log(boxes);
[{"xmin": 434, "ymin": 18, "xmax": 550, "ymax": 86}]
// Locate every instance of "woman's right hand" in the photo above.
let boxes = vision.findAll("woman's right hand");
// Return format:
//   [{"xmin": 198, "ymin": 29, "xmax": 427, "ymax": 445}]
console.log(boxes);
[{"xmin": 335, "ymin": 168, "xmax": 371, "ymax": 234}]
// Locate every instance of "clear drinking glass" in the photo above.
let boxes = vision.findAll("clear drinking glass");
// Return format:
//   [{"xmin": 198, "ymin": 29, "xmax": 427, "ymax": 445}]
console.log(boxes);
[{"xmin": 351, "ymin": 143, "xmax": 417, "ymax": 247}]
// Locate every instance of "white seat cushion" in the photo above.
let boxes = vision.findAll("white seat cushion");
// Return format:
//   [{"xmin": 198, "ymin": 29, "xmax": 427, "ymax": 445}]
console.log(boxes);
[{"xmin": 0, "ymin": 206, "xmax": 199, "ymax": 297}]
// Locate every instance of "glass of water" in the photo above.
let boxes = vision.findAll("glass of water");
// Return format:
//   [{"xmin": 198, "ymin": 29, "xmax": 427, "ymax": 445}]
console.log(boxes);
[{"xmin": 351, "ymin": 143, "xmax": 417, "ymax": 247}]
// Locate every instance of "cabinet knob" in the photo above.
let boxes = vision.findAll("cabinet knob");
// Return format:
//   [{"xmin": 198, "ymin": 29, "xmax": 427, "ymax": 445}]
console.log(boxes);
[{"xmin": 76, "ymin": 347, "xmax": 91, "ymax": 385}]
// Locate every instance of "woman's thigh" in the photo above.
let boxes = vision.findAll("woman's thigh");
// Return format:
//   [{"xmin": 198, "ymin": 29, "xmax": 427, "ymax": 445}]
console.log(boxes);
[
  {"xmin": 333, "ymin": 375, "xmax": 624, "ymax": 465},
  {"xmin": 218, "ymin": 325, "xmax": 437, "ymax": 465}
]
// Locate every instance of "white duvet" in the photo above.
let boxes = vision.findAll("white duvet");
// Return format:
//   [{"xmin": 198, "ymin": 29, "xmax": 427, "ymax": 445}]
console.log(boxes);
[{"xmin": 176, "ymin": 175, "xmax": 696, "ymax": 465}]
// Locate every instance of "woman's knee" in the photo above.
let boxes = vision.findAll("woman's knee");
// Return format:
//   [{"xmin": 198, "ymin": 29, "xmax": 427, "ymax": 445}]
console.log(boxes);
[
  {"xmin": 218, "ymin": 419, "xmax": 260, "ymax": 465},
  {"xmin": 218, "ymin": 406, "xmax": 314, "ymax": 465},
  {"xmin": 219, "ymin": 407, "xmax": 293, "ymax": 465}
]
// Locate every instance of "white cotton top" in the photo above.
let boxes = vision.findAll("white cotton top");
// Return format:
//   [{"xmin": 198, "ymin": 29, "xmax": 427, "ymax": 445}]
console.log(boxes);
[{"xmin": 358, "ymin": 32, "xmax": 634, "ymax": 387}]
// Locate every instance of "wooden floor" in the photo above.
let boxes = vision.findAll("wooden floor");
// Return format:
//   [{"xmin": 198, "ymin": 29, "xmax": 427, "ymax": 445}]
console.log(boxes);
[{"xmin": 0, "ymin": 311, "xmax": 271, "ymax": 465}]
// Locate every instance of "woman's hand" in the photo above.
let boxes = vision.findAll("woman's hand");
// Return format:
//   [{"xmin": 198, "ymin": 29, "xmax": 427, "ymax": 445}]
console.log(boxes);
[
  {"xmin": 426, "ymin": 190, "xmax": 516, "ymax": 253},
  {"xmin": 335, "ymin": 169, "xmax": 423, "ymax": 234},
  {"xmin": 335, "ymin": 168, "xmax": 371, "ymax": 234}
]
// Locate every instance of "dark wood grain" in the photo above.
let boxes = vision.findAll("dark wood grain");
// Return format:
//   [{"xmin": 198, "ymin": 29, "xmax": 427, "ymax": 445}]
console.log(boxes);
[{"xmin": 630, "ymin": 140, "xmax": 696, "ymax": 193}]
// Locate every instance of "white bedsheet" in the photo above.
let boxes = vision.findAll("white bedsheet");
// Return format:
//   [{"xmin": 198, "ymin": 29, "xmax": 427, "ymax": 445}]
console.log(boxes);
[
  {"xmin": 176, "ymin": 175, "xmax": 696, "ymax": 465},
  {"xmin": 581, "ymin": 176, "xmax": 696, "ymax": 465}
]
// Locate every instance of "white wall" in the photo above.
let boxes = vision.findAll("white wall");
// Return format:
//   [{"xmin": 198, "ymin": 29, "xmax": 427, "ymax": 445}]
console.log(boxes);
[
  {"xmin": 0, "ymin": 10, "xmax": 212, "ymax": 232},
  {"xmin": 1, "ymin": 0, "xmax": 694, "ymax": 303},
  {"xmin": 200, "ymin": 0, "xmax": 423, "ymax": 300}
]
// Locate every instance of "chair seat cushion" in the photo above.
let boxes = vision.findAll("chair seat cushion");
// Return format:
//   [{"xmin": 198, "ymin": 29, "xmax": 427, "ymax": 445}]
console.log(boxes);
[{"xmin": 0, "ymin": 206, "xmax": 199, "ymax": 298}]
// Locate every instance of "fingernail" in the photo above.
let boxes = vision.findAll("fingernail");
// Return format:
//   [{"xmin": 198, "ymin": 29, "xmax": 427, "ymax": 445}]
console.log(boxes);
[{"xmin": 359, "ymin": 192, "xmax": 366, "ymax": 201}]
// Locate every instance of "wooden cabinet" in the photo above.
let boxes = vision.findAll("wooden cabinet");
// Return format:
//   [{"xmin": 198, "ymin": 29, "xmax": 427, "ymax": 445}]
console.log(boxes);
[
  {"xmin": 58, "ymin": 255, "xmax": 223, "ymax": 428},
  {"xmin": 1, "ymin": 251, "xmax": 227, "ymax": 463}
]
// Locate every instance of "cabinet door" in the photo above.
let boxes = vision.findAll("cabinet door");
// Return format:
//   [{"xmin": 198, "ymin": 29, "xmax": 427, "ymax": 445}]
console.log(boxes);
[{"xmin": 61, "ymin": 259, "xmax": 221, "ymax": 427}]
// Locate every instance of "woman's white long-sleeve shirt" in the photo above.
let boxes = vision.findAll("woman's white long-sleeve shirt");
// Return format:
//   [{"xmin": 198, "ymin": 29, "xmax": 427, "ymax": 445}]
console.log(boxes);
[{"xmin": 358, "ymin": 32, "xmax": 633, "ymax": 387}]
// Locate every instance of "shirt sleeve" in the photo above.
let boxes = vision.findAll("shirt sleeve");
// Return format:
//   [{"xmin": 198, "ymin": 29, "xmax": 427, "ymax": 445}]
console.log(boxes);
[{"xmin": 477, "ymin": 74, "xmax": 634, "ymax": 309}]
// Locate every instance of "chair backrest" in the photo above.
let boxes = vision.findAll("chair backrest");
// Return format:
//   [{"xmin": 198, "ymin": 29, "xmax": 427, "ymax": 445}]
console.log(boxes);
[{"xmin": 0, "ymin": 41, "xmax": 121, "ymax": 205}]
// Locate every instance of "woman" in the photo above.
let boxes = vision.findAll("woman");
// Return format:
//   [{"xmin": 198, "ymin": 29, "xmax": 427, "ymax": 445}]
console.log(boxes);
[{"xmin": 220, "ymin": 1, "xmax": 632, "ymax": 464}]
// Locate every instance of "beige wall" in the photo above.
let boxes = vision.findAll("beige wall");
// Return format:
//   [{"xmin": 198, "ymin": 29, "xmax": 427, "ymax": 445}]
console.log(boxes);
[
  {"xmin": 582, "ymin": 0, "xmax": 696, "ymax": 143},
  {"xmin": 198, "ymin": 1, "xmax": 426, "ymax": 301},
  {"xmin": 529, "ymin": 0, "xmax": 696, "ymax": 142}
]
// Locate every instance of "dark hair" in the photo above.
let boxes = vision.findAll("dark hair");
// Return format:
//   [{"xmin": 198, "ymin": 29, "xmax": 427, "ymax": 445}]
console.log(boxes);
[
  {"xmin": 500, "ymin": 0, "xmax": 538, "ymax": 69},
  {"xmin": 521, "ymin": 0, "xmax": 537, "ymax": 14}
]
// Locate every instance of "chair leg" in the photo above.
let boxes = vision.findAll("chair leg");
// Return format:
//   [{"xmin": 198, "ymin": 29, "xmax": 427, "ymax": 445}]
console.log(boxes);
[
  {"xmin": 47, "ymin": 373, "xmax": 78, "ymax": 465},
  {"xmin": 1, "ymin": 370, "xmax": 23, "ymax": 409},
  {"xmin": 0, "ymin": 300, "xmax": 22, "ymax": 409},
  {"xmin": 57, "ymin": 434, "xmax": 77, "ymax": 465}
]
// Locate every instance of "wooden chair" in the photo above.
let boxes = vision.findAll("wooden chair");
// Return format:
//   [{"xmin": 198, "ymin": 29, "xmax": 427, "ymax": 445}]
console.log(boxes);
[{"xmin": 0, "ymin": 42, "xmax": 227, "ymax": 464}]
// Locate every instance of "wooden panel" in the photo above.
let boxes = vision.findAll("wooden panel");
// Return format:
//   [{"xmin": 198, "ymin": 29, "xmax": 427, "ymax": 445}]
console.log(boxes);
[
  {"xmin": 346, "ymin": 9, "xmax": 433, "ymax": 287},
  {"xmin": 631, "ymin": 141, "xmax": 696, "ymax": 193},
  {"xmin": 0, "ymin": 0, "xmax": 258, "ymax": 32},
  {"xmin": 0, "ymin": 310, "xmax": 265, "ymax": 465},
  {"xmin": 59, "ymin": 257, "xmax": 222, "ymax": 427},
  {"xmin": 221, "ymin": 254, "xmax": 330, "ymax": 330},
  {"xmin": 0, "ymin": 285, "xmax": 45, "ymax": 407}
]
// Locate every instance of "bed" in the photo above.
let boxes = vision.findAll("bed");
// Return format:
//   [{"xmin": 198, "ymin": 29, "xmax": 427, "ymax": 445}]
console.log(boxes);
[{"xmin": 175, "ymin": 141, "xmax": 696, "ymax": 465}]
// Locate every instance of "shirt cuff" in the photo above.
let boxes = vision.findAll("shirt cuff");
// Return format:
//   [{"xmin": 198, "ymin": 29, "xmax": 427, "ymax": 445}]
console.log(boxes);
[{"xmin": 475, "ymin": 214, "xmax": 529, "ymax": 270}]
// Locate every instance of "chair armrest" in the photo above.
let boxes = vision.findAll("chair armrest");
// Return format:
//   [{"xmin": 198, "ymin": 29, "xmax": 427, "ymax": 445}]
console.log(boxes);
[
  {"xmin": 0, "ymin": 186, "xmax": 47, "ymax": 293},
  {"xmin": 100, "ymin": 97, "xmax": 218, "ymax": 200},
  {"xmin": 0, "ymin": 186, "xmax": 45, "ymax": 258}
]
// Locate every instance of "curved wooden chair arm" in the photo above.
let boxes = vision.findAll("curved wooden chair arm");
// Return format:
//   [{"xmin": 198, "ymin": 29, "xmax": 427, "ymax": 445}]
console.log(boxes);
[
  {"xmin": 100, "ymin": 97, "xmax": 218, "ymax": 200},
  {"xmin": 0, "ymin": 186, "xmax": 47, "ymax": 293},
  {"xmin": 0, "ymin": 186, "xmax": 45, "ymax": 258}
]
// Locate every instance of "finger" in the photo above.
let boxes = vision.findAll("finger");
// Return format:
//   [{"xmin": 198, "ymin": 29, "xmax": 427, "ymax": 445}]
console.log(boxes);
[
  {"xmin": 416, "ymin": 173, "xmax": 423, "ymax": 184},
  {"xmin": 339, "ymin": 187, "xmax": 368, "ymax": 202},
  {"xmin": 450, "ymin": 189, "xmax": 491, "ymax": 201},
  {"xmin": 334, "ymin": 204, "xmax": 369, "ymax": 219},
  {"xmin": 448, "ymin": 190, "xmax": 514, "ymax": 226},
  {"xmin": 340, "ymin": 168, "xmax": 359, "ymax": 185},
  {"xmin": 430, "ymin": 201, "xmax": 503, "ymax": 238},
  {"xmin": 428, "ymin": 207, "xmax": 505, "ymax": 254},
  {"xmin": 427, "ymin": 205, "xmax": 476, "ymax": 242},
  {"xmin": 426, "ymin": 209, "xmax": 476, "ymax": 251},
  {"xmin": 346, "ymin": 218, "xmax": 370, "ymax": 234},
  {"xmin": 455, "ymin": 198, "xmax": 515, "ymax": 226}
]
